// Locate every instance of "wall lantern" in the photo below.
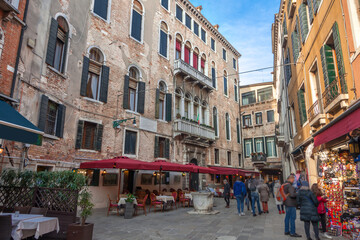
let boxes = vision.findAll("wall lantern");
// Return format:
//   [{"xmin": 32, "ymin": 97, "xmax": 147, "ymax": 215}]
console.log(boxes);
[
  {"xmin": 153, "ymin": 172, "xmax": 157, "ymax": 177},
  {"xmin": 182, "ymin": 172, "xmax": 186, "ymax": 177},
  {"xmin": 102, "ymin": 169, "xmax": 107, "ymax": 176},
  {"xmin": 349, "ymin": 137, "xmax": 360, "ymax": 157}
]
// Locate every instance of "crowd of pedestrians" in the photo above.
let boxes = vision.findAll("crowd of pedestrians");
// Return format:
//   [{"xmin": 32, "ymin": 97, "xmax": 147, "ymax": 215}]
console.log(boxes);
[{"xmin": 221, "ymin": 173, "xmax": 332, "ymax": 240}]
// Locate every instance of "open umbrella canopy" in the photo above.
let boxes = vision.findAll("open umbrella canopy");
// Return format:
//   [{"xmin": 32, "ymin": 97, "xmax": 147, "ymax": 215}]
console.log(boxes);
[
  {"xmin": 79, "ymin": 156, "xmax": 149, "ymax": 170},
  {"xmin": 186, "ymin": 163, "xmax": 216, "ymax": 174},
  {"xmin": 147, "ymin": 160, "xmax": 194, "ymax": 172}
]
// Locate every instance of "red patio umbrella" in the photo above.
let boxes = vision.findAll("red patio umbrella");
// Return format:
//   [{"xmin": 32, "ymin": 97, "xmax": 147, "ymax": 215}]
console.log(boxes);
[
  {"xmin": 79, "ymin": 156, "xmax": 148, "ymax": 170},
  {"xmin": 186, "ymin": 163, "xmax": 216, "ymax": 174}
]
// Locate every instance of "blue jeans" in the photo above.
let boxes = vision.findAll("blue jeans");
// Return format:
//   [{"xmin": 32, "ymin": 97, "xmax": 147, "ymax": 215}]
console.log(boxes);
[
  {"xmin": 285, "ymin": 206, "xmax": 296, "ymax": 235},
  {"xmin": 235, "ymin": 194, "xmax": 245, "ymax": 214},
  {"xmin": 251, "ymin": 192, "xmax": 262, "ymax": 215}
]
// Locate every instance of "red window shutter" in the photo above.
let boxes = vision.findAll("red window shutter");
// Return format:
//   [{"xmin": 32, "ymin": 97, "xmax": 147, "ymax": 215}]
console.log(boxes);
[
  {"xmin": 193, "ymin": 53, "xmax": 198, "ymax": 69},
  {"xmin": 185, "ymin": 47, "xmax": 190, "ymax": 64},
  {"xmin": 176, "ymin": 40, "xmax": 181, "ymax": 52},
  {"xmin": 201, "ymin": 59, "xmax": 205, "ymax": 68}
]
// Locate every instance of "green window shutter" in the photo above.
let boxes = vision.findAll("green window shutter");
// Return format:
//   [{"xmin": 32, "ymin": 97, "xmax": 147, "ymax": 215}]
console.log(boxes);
[
  {"xmin": 236, "ymin": 121, "xmax": 240, "ymax": 144},
  {"xmin": 155, "ymin": 89, "xmax": 160, "ymax": 119},
  {"xmin": 99, "ymin": 65, "xmax": 110, "ymax": 103},
  {"xmin": 154, "ymin": 136, "xmax": 159, "ymax": 158},
  {"xmin": 137, "ymin": 81, "xmax": 145, "ymax": 114},
  {"xmin": 165, "ymin": 93, "xmax": 172, "ymax": 122},
  {"xmin": 332, "ymin": 22, "xmax": 347, "ymax": 93},
  {"xmin": 45, "ymin": 18, "xmax": 58, "ymax": 66},
  {"xmin": 299, "ymin": 3, "xmax": 309, "ymax": 43},
  {"xmin": 95, "ymin": 124, "xmax": 103, "ymax": 152},
  {"xmin": 55, "ymin": 104, "xmax": 66, "ymax": 138},
  {"xmin": 164, "ymin": 138, "xmax": 170, "ymax": 159},
  {"xmin": 75, "ymin": 120, "xmax": 84, "ymax": 149},
  {"xmin": 38, "ymin": 95, "xmax": 49, "ymax": 131},
  {"xmin": 313, "ymin": 0, "xmax": 321, "ymax": 14},
  {"xmin": 308, "ymin": 0, "xmax": 314, "ymax": 24},
  {"xmin": 320, "ymin": 45, "xmax": 336, "ymax": 88},
  {"xmin": 123, "ymin": 75, "xmax": 130, "ymax": 109},
  {"xmin": 90, "ymin": 169, "xmax": 100, "ymax": 186},
  {"xmin": 61, "ymin": 31, "xmax": 69, "ymax": 73},
  {"xmin": 234, "ymin": 85, "xmax": 238, "ymax": 102},
  {"xmin": 296, "ymin": 16, "xmax": 302, "ymax": 45},
  {"xmin": 297, "ymin": 89, "xmax": 307, "ymax": 125},
  {"xmin": 80, "ymin": 56, "xmax": 90, "ymax": 97},
  {"xmin": 291, "ymin": 32, "xmax": 299, "ymax": 62}
]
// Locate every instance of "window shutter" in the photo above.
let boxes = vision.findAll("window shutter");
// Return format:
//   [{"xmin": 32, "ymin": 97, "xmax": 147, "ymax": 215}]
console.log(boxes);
[
  {"xmin": 234, "ymin": 85, "xmax": 238, "ymax": 102},
  {"xmin": 291, "ymin": 32, "xmax": 299, "ymax": 62},
  {"xmin": 123, "ymin": 75, "xmax": 130, "ymax": 109},
  {"xmin": 155, "ymin": 89, "xmax": 160, "ymax": 119},
  {"xmin": 99, "ymin": 65, "xmax": 110, "ymax": 103},
  {"xmin": 165, "ymin": 138, "xmax": 170, "ymax": 159},
  {"xmin": 160, "ymin": 30, "xmax": 168, "ymax": 57},
  {"xmin": 137, "ymin": 81, "xmax": 145, "ymax": 114},
  {"xmin": 236, "ymin": 121, "xmax": 240, "ymax": 143},
  {"xmin": 38, "ymin": 95, "xmax": 49, "ymax": 131},
  {"xmin": 131, "ymin": 10, "xmax": 142, "ymax": 42},
  {"xmin": 308, "ymin": 0, "xmax": 314, "ymax": 24},
  {"xmin": 313, "ymin": 0, "xmax": 321, "ymax": 14},
  {"xmin": 161, "ymin": 0, "xmax": 168, "ymax": 9},
  {"xmin": 212, "ymin": 68, "xmax": 216, "ymax": 88},
  {"xmin": 93, "ymin": 0, "xmax": 108, "ymax": 20},
  {"xmin": 75, "ymin": 120, "xmax": 84, "ymax": 149},
  {"xmin": 90, "ymin": 169, "xmax": 100, "ymax": 186},
  {"xmin": 320, "ymin": 45, "xmax": 336, "ymax": 88},
  {"xmin": 165, "ymin": 93, "xmax": 172, "ymax": 122},
  {"xmin": 224, "ymin": 77, "xmax": 227, "ymax": 95},
  {"xmin": 299, "ymin": 3, "xmax": 309, "ymax": 43},
  {"xmin": 95, "ymin": 124, "xmax": 104, "ymax": 152},
  {"xmin": 55, "ymin": 104, "xmax": 66, "ymax": 138},
  {"xmin": 45, "ymin": 18, "xmax": 58, "ymax": 66},
  {"xmin": 297, "ymin": 89, "xmax": 307, "ymax": 125},
  {"xmin": 80, "ymin": 56, "xmax": 90, "ymax": 97},
  {"xmin": 332, "ymin": 22, "xmax": 347, "ymax": 93},
  {"xmin": 154, "ymin": 136, "xmax": 159, "ymax": 158},
  {"xmin": 61, "ymin": 31, "xmax": 69, "ymax": 73}
]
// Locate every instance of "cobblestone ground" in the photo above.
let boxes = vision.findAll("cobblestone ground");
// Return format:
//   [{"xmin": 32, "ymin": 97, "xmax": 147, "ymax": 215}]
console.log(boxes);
[{"xmin": 89, "ymin": 197, "xmax": 345, "ymax": 240}]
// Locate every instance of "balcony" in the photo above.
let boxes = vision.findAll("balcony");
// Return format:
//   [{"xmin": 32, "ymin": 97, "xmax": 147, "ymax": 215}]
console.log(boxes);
[
  {"xmin": 276, "ymin": 135, "xmax": 285, "ymax": 147},
  {"xmin": 282, "ymin": 33, "xmax": 288, "ymax": 48},
  {"xmin": 308, "ymin": 100, "xmax": 326, "ymax": 127},
  {"xmin": 174, "ymin": 59, "xmax": 214, "ymax": 91},
  {"xmin": 0, "ymin": 0, "xmax": 19, "ymax": 12},
  {"xmin": 322, "ymin": 78, "xmax": 349, "ymax": 114},
  {"xmin": 287, "ymin": 0, "xmax": 296, "ymax": 18},
  {"xmin": 251, "ymin": 153, "xmax": 267, "ymax": 168},
  {"xmin": 174, "ymin": 119, "xmax": 215, "ymax": 144}
]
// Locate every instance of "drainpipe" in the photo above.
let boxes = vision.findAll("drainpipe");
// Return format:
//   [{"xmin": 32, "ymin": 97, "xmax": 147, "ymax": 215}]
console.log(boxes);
[
  {"xmin": 10, "ymin": 0, "xmax": 29, "ymax": 99},
  {"xmin": 238, "ymin": 78, "xmax": 245, "ymax": 169}
]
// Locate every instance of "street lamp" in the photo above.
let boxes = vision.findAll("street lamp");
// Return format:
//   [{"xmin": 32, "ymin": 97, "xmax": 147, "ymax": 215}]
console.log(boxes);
[{"xmin": 113, "ymin": 117, "xmax": 137, "ymax": 129}]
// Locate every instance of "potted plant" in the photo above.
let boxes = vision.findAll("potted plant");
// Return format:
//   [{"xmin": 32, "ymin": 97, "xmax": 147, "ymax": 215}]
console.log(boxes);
[
  {"xmin": 124, "ymin": 193, "xmax": 136, "ymax": 219},
  {"xmin": 176, "ymin": 113, "xmax": 181, "ymax": 119},
  {"xmin": 67, "ymin": 188, "xmax": 95, "ymax": 240}
]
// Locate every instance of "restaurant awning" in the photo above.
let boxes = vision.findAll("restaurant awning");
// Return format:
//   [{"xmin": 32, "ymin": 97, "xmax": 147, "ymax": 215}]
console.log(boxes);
[
  {"xmin": 145, "ymin": 160, "xmax": 194, "ymax": 172},
  {"xmin": 209, "ymin": 166, "xmax": 260, "ymax": 176},
  {"xmin": 313, "ymin": 100, "xmax": 360, "ymax": 147},
  {"xmin": 0, "ymin": 100, "xmax": 43, "ymax": 146},
  {"xmin": 79, "ymin": 156, "xmax": 149, "ymax": 170},
  {"xmin": 186, "ymin": 163, "xmax": 216, "ymax": 174}
]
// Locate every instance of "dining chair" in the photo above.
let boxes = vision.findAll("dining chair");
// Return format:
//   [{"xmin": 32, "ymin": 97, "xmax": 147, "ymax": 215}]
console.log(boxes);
[
  {"xmin": 149, "ymin": 193, "xmax": 163, "ymax": 213},
  {"xmin": 135, "ymin": 194, "xmax": 148, "ymax": 216},
  {"xmin": 179, "ymin": 192, "xmax": 190, "ymax": 208},
  {"xmin": 107, "ymin": 194, "xmax": 119, "ymax": 216},
  {"xmin": 171, "ymin": 192, "xmax": 178, "ymax": 209},
  {"xmin": 30, "ymin": 207, "xmax": 48, "ymax": 216},
  {"xmin": 14, "ymin": 206, "xmax": 31, "ymax": 214},
  {"xmin": 0, "ymin": 214, "xmax": 11, "ymax": 240}
]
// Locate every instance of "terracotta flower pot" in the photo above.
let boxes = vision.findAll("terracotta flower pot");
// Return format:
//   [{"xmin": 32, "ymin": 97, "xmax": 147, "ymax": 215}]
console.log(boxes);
[{"xmin": 67, "ymin": 223, "xmax": 94, "ymax": 240}]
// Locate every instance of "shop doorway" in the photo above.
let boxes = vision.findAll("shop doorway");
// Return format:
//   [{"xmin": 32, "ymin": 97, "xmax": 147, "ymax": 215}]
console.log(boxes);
[
  {"xmin": 123, "ymin": 170, "xmax": 135, "ymax": 194},
  {"xmin": 190, "ymin": 159, "xmax": 199, "ymax": 191}
]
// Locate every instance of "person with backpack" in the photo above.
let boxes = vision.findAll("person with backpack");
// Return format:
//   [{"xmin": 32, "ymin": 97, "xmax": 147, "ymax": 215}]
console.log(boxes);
[
  {"xmin": 311, "ymin": 183, "xmax": 332, "ymax": 239},
  {"xmin": 233, "ymin": 176, "xmax": 247, "ymax": 216},
  {"xmin": 297, "ymin": 181, "xmax": 320, "ymax": 240},
  {"xmin": 274, "ymin": 179, "xmax": 285, "ymax": 214},
  {"xmin": 284, "ymin": 174, "xmax": 302, "ymax": 238},
  {"xmin": 248, "ymin": 174, "xmax": 262, "ymax": 216}
]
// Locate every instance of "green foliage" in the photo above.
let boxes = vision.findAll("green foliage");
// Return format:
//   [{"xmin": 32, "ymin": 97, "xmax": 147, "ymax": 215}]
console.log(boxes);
[
  {"xmin": 125, "ymin": 193, "xmax": 136, "ymax": 203},
  {"xmin": 0, "ymin": 169, "xmax": 86, "ymax": 191},
  {"xmin": 78, "ymin": 188, "xmax": 94, "ymax": 225}
]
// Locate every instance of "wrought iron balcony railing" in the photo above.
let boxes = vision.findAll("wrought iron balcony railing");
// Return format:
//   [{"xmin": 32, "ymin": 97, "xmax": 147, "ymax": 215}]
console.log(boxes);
[
  {"xmin": 308, "ymin": 100, "xmax": 320, "ymax": 123},
  {"xmin": 174, "ymin": 119, "xmax": 215, "ymax": 141},
  {"xmin": 322, "ymin": 77, "xmax": 348, "ymax": 109}
]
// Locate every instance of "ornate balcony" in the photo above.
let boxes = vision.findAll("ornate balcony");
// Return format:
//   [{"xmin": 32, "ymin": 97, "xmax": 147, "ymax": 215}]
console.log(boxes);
[
  {"xmin": 251, "ymin": 153, "xmax": 267, "ymax": 168},
  {"xmin": 174, "ymin": 119, "xmax": 215, "ymax": 144},
  {"xmin": 308, "ymin": 100, "xmax": 326, "ymax": 127},
  {"xmin": 174, "ymin": 59, "xmax": 214, "ymax": 91},
  {"xmin": 322, "ymin": 78, "xmax": 348, "ymax": 114}
]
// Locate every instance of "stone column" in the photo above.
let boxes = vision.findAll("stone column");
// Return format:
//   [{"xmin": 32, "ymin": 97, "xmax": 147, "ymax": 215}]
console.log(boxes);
[{"xmin": 180, "ymin": 97, "xmax": 185, "ymax": 117}]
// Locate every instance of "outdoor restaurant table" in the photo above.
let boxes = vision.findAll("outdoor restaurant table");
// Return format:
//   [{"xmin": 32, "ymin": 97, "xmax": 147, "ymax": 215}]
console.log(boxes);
[
  {"xmin": 184, "ymin": 193, "xmax": 192, "ymax": 200},
  {"xmin": 156, "ymin": 195, "xmax": 175, "ymax": 203},
  {"xmin": 118, "ymin": 198, "xmax": 138, "ymax": 205}
]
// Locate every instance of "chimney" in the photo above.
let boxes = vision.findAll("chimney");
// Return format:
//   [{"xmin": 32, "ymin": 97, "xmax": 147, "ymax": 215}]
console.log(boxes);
[
  {"xmin": 196, "ymin": 5, "xmax": 202, "ymax": 12},
  {"xmin": 214, "ymin": 24, "xmax": 219, "ymax": 30}
]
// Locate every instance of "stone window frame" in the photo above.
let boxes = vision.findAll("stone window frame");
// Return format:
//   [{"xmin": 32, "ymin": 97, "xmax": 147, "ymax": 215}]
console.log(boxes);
[
  {"xmin": 158, "ymin": 20, "xmax": 170, "ymax": 60},
  {"xmin": 130, "ymin": 0, "xmax": 145, "ymax": 44},
  {"xmin": 91, "ymin": 0, "xmax": 112, "ymax": 23}
]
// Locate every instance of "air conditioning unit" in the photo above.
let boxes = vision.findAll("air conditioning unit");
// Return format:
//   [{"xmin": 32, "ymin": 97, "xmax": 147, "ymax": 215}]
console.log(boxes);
[{"xmin": 0, "ymin": 0, "xmax": 19, "ymax": 12}]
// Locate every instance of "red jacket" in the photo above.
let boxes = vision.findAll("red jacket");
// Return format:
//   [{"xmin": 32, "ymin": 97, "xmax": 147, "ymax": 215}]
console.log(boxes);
[{"xmin": 317, "ymin": 196, "xmax": 327, "ymax": 214}]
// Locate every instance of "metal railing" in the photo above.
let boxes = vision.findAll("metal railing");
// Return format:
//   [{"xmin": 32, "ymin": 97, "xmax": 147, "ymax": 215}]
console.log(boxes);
[
  {"xmin": 308, "ymin": 100, "xmax": 320, "ymax": 122},
  {"xmin": 251, "ymin": 153, "xmax": 267, "ymax": 162},
  {"xmin": 174, "ymin": 59, "xmax": 213, "ymax": 89},
  {"xmin": 174, "ymin": 119, "xmax": 215, "ymax": 140},
  {"xmin": 322, "ymin": 77, "xmax": 348, "ymax": 109}
]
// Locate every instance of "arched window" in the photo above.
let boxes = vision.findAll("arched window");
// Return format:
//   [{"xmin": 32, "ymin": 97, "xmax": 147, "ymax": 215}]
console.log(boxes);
[
  {"xmin": 234, "ymin": 79, "xmax": 238, "ymax": 102},
  {"xmin": 131, "ymin": 0, "xmax": 144, "ymax": 42},
  {"xmin": 193, "ymin": 48, "xmax": 199, "ymax": 70},
  {"xmin": 200, "ymin": 54, "xmax": 206, "ymax": 74},
  {"xmin": 175, "ymin": 88, "xmax": 183, "ymax": 117},
  {"xmin": 223, "ymin": 70, "xmax": 228, "ymax": 96},
  {"xmin": 211, "ymin": 61, "xmax": 216, "ymax": 88},
  {"xmin": 45, "ymin": 16, "xmax": 69, "ymax": 73},
  {"xmin": 156, "ymin": 81, "xmax": 167, "ymax": 120},
  {"xmin": 201, "ymin": 101, "xmax": 208, "ymax": 125},
  {"xmin": 128, "ymin": 66, "xmax": 140, "ymax": 111},
  {"xmin": 213, "ymin": 107, "xmax": 218, "ymax": 137},
  {"xmin": 185, "ymin": 93, "xmax": 192, "ymax": 119},
  {"xmin": 175, "ymin": 34, "xmax": 183, "ymax": 60},
  {"xmin": 184, "ymin": 41, "xmax": 192, "ymax": 65},
  {"xmin": 159, "ymin": 21, "xmax": 168, "ymax": 58},
  {"xmin": 194, "ymin": 97, "xmax": 200, "ymax": 121},
  {"xmin": 225, "ymin": 113, "xmax": 230, "ymax": 140},
  {"xmin": 85, "ymin": 48, "xmax": 105, "ymax": 100}
]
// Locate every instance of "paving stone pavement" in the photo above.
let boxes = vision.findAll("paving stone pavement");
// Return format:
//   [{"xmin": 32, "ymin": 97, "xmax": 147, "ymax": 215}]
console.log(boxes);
[{"xmin": 89, "ymin": 197, "xmax": 345, "ymax": 240}]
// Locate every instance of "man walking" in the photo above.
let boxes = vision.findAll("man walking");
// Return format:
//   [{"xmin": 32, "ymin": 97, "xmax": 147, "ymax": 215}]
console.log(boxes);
[
  {"xmin": 233, "ymin": 177, "xmax": 247, "ymax": 216},
  {"xmin": 223, "ymin": 179, "xmax": 231, "ymax": 208},
  {"xmin": 284, "ymin": 174, "xmax": 302, "ymax": 238},
  {"xmin": 248, "ymin": 174, "xmax": 262, "ymax": 216},
  {"xmin": 245, "ymin": 177, "xmax": 252, "ymax": 211}
]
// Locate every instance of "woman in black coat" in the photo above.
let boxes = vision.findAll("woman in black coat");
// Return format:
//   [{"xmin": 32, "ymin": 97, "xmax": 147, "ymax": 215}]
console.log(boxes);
[{"xmin": 297, "ymin": 181, "xmax": 320, "ymax": 240}]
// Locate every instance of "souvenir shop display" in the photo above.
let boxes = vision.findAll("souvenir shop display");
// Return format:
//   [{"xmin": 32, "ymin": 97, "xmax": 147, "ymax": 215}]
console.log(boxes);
[{"xmin": 319, "ymin": 151, "xmax": 360, "ymax": 237}]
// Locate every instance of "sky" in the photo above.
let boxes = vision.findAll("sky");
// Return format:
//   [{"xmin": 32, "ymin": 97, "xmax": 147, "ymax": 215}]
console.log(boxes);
[{"xmin": 190, "ymin": 0, "xmax": 280, "ymax": 85}]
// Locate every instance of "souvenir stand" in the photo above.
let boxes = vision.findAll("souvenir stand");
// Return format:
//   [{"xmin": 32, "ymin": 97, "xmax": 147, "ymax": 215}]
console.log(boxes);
[{"xmin": 318, "ymin": 151, "xmax": 360, "ymax": 238}]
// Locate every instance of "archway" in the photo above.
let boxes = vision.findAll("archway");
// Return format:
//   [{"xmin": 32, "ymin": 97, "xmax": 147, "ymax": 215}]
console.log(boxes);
[{"xmin": 190, "ymin": 159, "xmax": 199, "ymax": 191}]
